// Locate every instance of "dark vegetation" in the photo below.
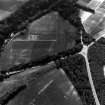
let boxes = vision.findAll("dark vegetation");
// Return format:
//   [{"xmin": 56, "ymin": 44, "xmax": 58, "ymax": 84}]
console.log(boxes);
[
  {"xmin": 0, "ymin": 0, "xmax": 94, "ymax": 51},
  {"xmin": 60, "ymin": 54, "xmax": 96, "ymax": 105},
  {"xmin": 0, "ymin": 0, "xmax": 97, "ymax": 105}
]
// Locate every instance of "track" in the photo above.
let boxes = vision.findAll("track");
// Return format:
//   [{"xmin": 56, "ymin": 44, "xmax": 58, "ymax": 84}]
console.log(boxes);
[{"xmin": 1, "ymin": 0, "xmax": 105, "ymax": 105}]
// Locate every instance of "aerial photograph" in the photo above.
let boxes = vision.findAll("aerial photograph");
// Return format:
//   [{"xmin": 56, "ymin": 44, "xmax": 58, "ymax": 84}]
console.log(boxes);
[{"xmin": 0, "ymin": 0, "xmax": 105, "ymax": 105}]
